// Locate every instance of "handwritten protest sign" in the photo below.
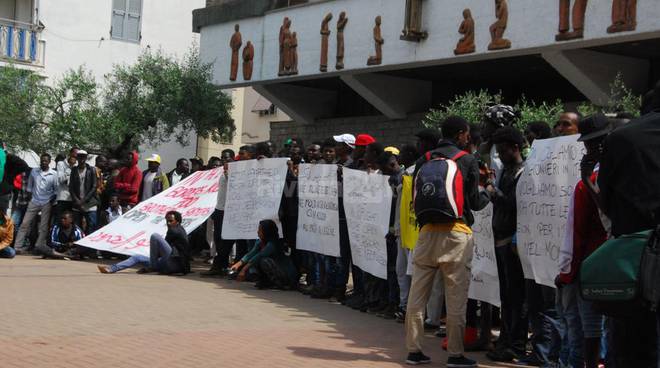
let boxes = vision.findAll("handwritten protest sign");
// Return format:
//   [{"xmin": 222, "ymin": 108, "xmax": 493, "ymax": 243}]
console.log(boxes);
[
  {"xmin": 343, "ymin": 168, "xmax": 392, "ymax": 280},
  {"xmin": 471, "ymin": 203, "xmax": 497, "ymax": 277},
  {"xmin": 222, "ymin": 158, "xmax": 289, "ymax": 240},
  {"xmin": 469, "ymin": 272, "xmax": 501, "ymax": 307},
  {"xmin": 78, "ymin": 168, "xmax": 221, "ymax": 256},
  {"xmin": 296, "ymin": 164, "xmax": 340, "ymax": 257},
  {"xmin": 467, "ymin": 203, "xmax": 501, "ymax": 306},
  {"xmin": 516, "ymin": 136, "xmax": 584, "ymax": 288}
]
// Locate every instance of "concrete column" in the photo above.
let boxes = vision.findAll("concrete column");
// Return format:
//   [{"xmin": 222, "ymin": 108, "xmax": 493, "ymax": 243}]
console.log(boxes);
[
  {"xmin": 542, "ymin": 49, "xmax": 649, "ymax": 105},
  {"xmin": 253, "ymin": 83, "xmax": 337, "ymax": 125},
  {"xmin": 340, "ymin": 73, "xmax": 432, "ymax": 119}
]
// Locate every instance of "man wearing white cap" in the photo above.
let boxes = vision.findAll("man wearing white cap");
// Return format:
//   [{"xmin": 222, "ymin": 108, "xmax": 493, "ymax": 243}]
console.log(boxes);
[
  {"xmin": 333, "ymin": 134, "xmax": 355, "ymax": 167},
  {"xmin": 140, "ymin": 154, "xmax": 170, "ymax": 202},
  {"xmin": 69, "ymin": 150, "xmax": 99, "ymax": 234}
]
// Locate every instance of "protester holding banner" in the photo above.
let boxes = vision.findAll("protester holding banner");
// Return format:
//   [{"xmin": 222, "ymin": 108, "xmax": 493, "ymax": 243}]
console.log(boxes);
[
  {"xmin": 484, "ymin": 126, "xmax": 529, "ymax": 363},
  {"xmin": 229, "ymin": 219, "xmax": 297, "ymax": 290},
  {"xmin": 98, "ymin": 211, "xmax": 190, "ymax": 275}
]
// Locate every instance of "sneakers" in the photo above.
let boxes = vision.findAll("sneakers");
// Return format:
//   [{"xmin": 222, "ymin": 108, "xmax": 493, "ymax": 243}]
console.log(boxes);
[
  {"xmin": 395, "ymin": 308, "xmax": 406, "ymax": 323},
  {"xmin": 447, "ymin": 355, "xmax": 478, "ymax": 368},
  {"xmin": 405, "ymin": 352, "xmax": 431, "ymax": 365}
]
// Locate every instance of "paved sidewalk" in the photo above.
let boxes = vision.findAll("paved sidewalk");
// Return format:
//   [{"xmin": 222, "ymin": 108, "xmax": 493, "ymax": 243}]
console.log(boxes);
[{"xmin": 1, "ymin": 256, "xmax": 514, "ymax": 368}]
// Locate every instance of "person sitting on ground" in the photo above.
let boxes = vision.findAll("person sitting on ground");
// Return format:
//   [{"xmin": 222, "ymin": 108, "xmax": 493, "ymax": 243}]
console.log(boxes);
[
  {"xmin": 44, "ymin": 211, "xmax": 85, "ymax": 259},
  {"xmin": 99, "ymin": 194, "xmax": 123, "ymax": 227},
  {"xmin": 230, "ymin": 219, "xmax": 297, "ymax": 290},
  {"xmin": 97, "ymin": 211, "xmax": 190, "ymax": 274},
  {"xmin": 0, "ymin": 209, "xmax": 15, "ymax": 259}
]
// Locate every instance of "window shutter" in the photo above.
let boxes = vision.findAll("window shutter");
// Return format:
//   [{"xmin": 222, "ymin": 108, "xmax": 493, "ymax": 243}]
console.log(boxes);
[
  {"xmin": 111, "ymin": 0, "xmax": 127, "ymax": 39},
  {"xmin": 125, "ymin": 0, "xmax": 142, "ymax": 41}
]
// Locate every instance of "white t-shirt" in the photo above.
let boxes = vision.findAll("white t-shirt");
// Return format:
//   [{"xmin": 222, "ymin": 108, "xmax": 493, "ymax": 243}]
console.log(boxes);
[
  {"xmin": 171, "ymin": 171, "xmax": 183, "ymax": 186},
  {"xmin": 215, "ymin": 174, "xmax": 228, "ymax": 211},
  {"xmin": 142, "ymin": 172, "xmax": 157, "ymax": 200}
]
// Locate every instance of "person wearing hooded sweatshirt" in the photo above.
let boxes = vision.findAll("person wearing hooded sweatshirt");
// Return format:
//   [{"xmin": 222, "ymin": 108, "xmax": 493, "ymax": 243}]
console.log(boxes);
[{"xmin": 114, "ymin": 151, "xmax": 142, "ymax": 210}]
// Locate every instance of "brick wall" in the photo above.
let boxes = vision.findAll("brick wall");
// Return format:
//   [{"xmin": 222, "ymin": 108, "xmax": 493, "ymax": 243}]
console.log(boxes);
[{"xmin": 269, "ymin": 113, "xmax": 427, "ymax": 148}]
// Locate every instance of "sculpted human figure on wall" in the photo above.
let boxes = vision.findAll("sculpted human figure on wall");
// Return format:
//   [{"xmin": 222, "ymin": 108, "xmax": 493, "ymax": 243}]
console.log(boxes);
[
  {"xmin": 242, "ymin": 41, "xmax": 254, "ymax": 81},
  {"xmin": 367, "ymin": 16, "xmax": 384, "ymax": 66},
  {"xmin": 488, "ymin": 0, "xmax": 511, "ymax": 50},
  {"xmin": 278, "ymin": 17, "xmax": 289, "ymax": 76},
  {"xmin": 229, "ymin": 24, "xmax": 242, "ymax": 81},
  {"xmin": 556, "ymin": 0, "xmax": 588, "ymax": 41},
  {"xmin": 401, "ymin": 0, "xmax": 427, "ymax": 41},
  {"xmin": 336, "ymin": 11, "xmax": 348, "ymax": 70},
  {"xmin": 454, "ymin": 9, "xmax": 475, "ymax": 55},
  {"xmin": 278, "ymin": 18, "xmax": 298, "ymax": 76},
  {"xmin": 608, "ymin": 0, "xmax": 637, "ymax": 33},
  {"xmin": 320, "ymin": 13, "xmax": 333, "ymax": 72}
]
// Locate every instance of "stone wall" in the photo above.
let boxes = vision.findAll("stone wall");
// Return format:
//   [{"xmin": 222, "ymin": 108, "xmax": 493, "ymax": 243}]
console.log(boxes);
[{"xmin": 270, "ymin": 113, "xmax": 426, "ymax": 148}]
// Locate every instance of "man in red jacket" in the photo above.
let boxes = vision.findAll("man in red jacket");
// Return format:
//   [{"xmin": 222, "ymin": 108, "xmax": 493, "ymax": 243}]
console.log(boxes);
[{"xmin": 114, "ymin": 151, "xmax": 142, "ymax": 210}]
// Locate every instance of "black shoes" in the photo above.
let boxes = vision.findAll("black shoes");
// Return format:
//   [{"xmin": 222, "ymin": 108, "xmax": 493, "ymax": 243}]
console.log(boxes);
[
  {"xmin": 200, "ymin": 267, "xmax": 228, "ymax": 277},
  {"xmin": 447, "ymin": 355, "xmax": 478, "ymax": 368},
  {"xmin": 405, "ymin": 351, "xmax": 431, "ymax": 365}
]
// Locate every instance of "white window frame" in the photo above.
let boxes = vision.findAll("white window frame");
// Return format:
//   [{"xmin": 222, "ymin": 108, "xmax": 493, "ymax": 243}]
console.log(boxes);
[{"xmin": 110, "ymin": 0, "xmax": 143, "ymax": 43}]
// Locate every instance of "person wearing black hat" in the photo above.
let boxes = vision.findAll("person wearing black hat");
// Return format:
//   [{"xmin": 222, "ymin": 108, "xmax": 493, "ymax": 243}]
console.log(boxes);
[
  {"xmin": 553, "ymin": 114, "xmax": 611, "ymax": 368},
  {"xmin": 598, "ymin": 82, "xmax": 660, "ymax": 368}
]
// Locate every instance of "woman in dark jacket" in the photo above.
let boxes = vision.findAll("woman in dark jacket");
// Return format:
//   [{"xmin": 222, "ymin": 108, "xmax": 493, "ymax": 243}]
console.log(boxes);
[{"xmin": 230, "ymin": 219, "xmax": 297, "ymax": 289}]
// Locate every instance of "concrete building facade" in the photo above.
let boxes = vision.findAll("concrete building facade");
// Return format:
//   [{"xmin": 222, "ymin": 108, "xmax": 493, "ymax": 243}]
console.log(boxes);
[
  {"xmin": 1, "ymin": 0, "xmax": 205, "ymax": 170},
  {"xmin": 194, "ymin": 0, "xmax": 660, "ymax": 147}
]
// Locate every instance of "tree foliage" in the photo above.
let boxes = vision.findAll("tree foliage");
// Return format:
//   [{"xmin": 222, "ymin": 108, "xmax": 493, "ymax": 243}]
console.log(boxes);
[
  {"xmin": 578, "ymin": 73, "xmax": 641, "ymax": 118},
  {"xmin": 0, "ymin": 46, "xmax": 234, "ymax": 157}
]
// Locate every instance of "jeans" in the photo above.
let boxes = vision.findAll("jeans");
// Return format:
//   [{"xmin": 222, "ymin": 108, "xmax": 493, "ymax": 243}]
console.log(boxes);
[
  {"xmin": 74, "ymin": 210, "xmax": 97, "ymax": 234},
  {"xmin": 10, "ymin": 206, "xmax": 26, "ymax": 246},
  {"xmin": 14, "ymin": 201, "xmax": 52, "ymax": 251},
  {"xmin": 110, "ymin": 233, "xmax": 179, "ymax": 273},
  {"xmin": 210, "ymin": 210, "xmax": 235, "ymax": 270},
  {"xmin": 0, "ymin": 246, "xmax": 16, "ymax": 258},
  {"xmin": 494, "ymin": 243, "xmax": 528, "ymax": 355},
  {"xmin": 557, "ymin": 283, "xmax": 584, "ymax": 367},
  {"xmin": 405, "ymin": 229, "xmax": 473, "ymax": 357},
  {"xmin": 526, "ymin": 280, "xmax": 561, "ymax": 365}
]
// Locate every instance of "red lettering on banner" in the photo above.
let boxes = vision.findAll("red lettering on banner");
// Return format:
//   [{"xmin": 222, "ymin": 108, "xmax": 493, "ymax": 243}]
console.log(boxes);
[
  {"xmin": 125, "ymin": 236, "xmax": 149, "ymax": 250},
  {"xmin": 175, "ymin": 197, "xmax": 199, "ymax": 208},
  {"xmin": 109, "ymin": 231, "xmax": 146, "ymax": 249},
  {"xmin": 183, "ymin": 207, "xmax": 213, "ymax": 217},
  {"xmin": 206, "ymin": 182, "xmax": 219, "ymax": 193}
]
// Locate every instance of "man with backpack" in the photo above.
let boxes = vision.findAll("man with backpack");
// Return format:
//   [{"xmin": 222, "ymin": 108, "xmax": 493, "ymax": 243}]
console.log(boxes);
[{"xmin": 405, "ymin": 116, "xmax": 489, "ymax": 367}]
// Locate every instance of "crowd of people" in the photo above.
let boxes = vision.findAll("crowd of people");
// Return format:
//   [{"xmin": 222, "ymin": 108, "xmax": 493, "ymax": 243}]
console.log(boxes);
[{"xmin": 2, "ymin": 82, "xmax": 660, "ymax": 368}]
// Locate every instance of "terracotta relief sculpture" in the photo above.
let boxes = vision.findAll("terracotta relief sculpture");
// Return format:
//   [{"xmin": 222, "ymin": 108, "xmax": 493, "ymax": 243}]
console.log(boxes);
[
  {"xmin": 556, "ymin": 0, "xmax": 588, "ymax": 41},
  {"xmin": 290, "ymin": 32, "xmax": 299, "ymax": 75},
  {"xmin": 320, "ymin": 13, "xmax": 333, "ymax": 72},
  {"xmin": 488, "ymin": 0, "xmax": 511, "ymax": 50},
  {"xmin": 278, "ymin": 18, "xmax": 298, "ymax": 76},
  {"xmin": 367, "ymin": 16, "xmax": 384, "ymax": 66},
  {"xmin": 242, "ymin": 41, "xmax": 254, "ymax": 81},
  {"xmin": 229, "ymin": 24, "xmax": 242, "ymax": 81},
  {"xmin": 336, "ymin": 11, "xmax": 348, "ymax": 70},
  {"xmin": 608, "ymin": 0, "xmax": 637, "ymax": 33},
  {"xmin": 454, "ymin": 9, "xmax": 475, "ymax": 55},
  {"xmin": 401, "ymin": 0, "xmax": 427, "ymax": 41},
  {"xmin": 278, "ymin": 17, "xmax": 290, "ymax": 76}
]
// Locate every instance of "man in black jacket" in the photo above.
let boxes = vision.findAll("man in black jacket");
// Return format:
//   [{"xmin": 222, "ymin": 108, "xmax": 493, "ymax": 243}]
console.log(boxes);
[
  {"xmin": 98, "ymin": 210, "xmax": 190, "ymax": 274},
  {"xmin": 69, "ymin": 150, "xmax": 98, "ymax": 234},
  {"xmin": 484, "ymin": 127, "xmax": 529, "ymax": 363},
  {"xmin": 597, "ymin": 83, "xmax": 660, "ymax": 368}
]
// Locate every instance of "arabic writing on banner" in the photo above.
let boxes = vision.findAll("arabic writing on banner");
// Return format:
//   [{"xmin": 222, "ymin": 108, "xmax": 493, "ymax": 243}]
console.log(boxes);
[
  {"xmin": 78, "ymin": 168, "xmax": 221, "ymax": 256},
  {"xmin": 296, "ymin": 164, "xmax": 340, "ymax": 257},
  {"xmin": 468, "ymin": 203, "xmax": 500, "ymax": 306},
  {"xmin": 516, "ymin": 136, "xmax": 585, "ymax": 288},
  {"xmin": 222, "ymin": 158, "xmax": 289, "ymax": 240},
  {"xmin": 343, "ymin": 168, "xmax": 392, "ymax": 280}
]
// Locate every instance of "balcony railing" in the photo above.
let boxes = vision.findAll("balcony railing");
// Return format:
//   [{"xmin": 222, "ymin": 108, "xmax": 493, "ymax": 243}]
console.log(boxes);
[{"xmin": 0, "ymin": 18, "xmax": 42, "ymax": 66}]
